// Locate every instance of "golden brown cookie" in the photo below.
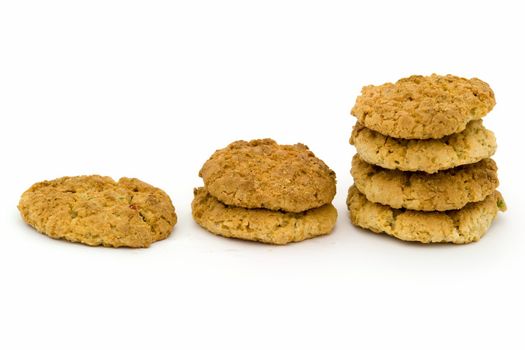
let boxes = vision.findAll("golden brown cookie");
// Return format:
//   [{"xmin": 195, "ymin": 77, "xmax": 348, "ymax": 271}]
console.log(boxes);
[
  {"xmin": 192, "ymin": 187, "xmax": 337, "ymax": 244},
  {"xmin": 351, "ymin": 74, "xmax": 496, "ymax": 139},
  {"xmin": 351, "ymin": 155, "xmax": 499, "ymax": 211},
  {"xmin": 350, "ymin": 120, "xmax": 497, "ymax": 173},
  {"xmin": 18, "ymin": 175, "xmax": 177, "ymax": 248},
  {"xmin": 346, "ymin": 186, "xmax": 505, "ymax": 244},
  {"xmin": 199, "ymin": 139, "xmax": 336, "ymax": 213}
]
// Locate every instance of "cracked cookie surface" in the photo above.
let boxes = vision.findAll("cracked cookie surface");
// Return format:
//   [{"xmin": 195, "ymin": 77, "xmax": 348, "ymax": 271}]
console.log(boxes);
[
  {"xmin": 18, "ymin": 175, "xmax": 177, "ymax": 248},
  {"xmin": 199, "ymin": 139, "xmax": 336, "ymax": 213},
  {"xmin": 351, "ymin": 155, "xmax": 499, "ymax": 211},
  {"xmin": 350, "ymin": 120, "xmax": 496, "ymax": 173},
  {"xmin": 192, "ymin": 187, "xmax": 337, "ymax": 244},
  {"xmin": 351, "ymin": 74, "xmax": 496, "ymax": 139},
  {"xmin": 346, "ymin": 186, "xmax": 505, "ymax": 244}
]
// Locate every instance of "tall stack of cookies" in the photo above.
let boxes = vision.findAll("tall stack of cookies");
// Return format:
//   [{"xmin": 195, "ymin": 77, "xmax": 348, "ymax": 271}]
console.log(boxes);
[
  {"xmin": 347, "ymin": 74, "xmax": 506, "ymax": 244},
  {"xmin": 192, "ymin": 139, "xmax": 338, "ymax": 244}
]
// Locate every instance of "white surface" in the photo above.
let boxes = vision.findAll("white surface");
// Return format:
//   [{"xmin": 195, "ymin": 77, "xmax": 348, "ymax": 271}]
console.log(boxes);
[{"xmin": 1, "ymin": 1, "xmax": 524, "ymax": 349}]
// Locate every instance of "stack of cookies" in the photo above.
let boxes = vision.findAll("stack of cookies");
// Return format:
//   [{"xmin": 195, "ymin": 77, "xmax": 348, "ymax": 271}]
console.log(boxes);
[
  {"xmin": 347, "ymin": 74, "xmax": 506, "ymax": 244},
  {"xmin": 192, "ymin": 139, "xmax": 338, "ymax": 244}
]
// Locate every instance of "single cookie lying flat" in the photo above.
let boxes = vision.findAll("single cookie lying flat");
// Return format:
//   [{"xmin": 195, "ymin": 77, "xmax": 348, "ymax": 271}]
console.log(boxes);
[
  {"xmin": 351, "ymin": 155, "xmax": 499, "ymax": 211},
  {"xmin": 192, "ymin": 187, "xmax": 337, "ymax": 244},
  {"xmin": 350, "ymin": 120, "xmax": 496, "ymax": 173},
  {"xmin": 351, "ymin": 74, "xmax": 496, "ymax": 139},
  {"xmin": 199, "ymin": 139, "xmax": 336, "ymax": 213},
  {"xmin": 347, "ymin": 186, "xmax": 505, "ymax": 244},
  {"xmin": 18, "ymin": 175, "xmax": 177, "ymax": 248}
]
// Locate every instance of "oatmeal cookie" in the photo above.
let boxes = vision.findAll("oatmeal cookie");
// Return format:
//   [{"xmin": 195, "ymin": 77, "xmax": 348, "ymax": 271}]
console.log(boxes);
[
  {"xmin": 351, "ymin": 155, "xmax": 499, "ymax": 211},
  {"xmin": 199, "ymin": 139, "xmax": 336, "ymax": 212},
  {"xmin": 18, "ymin": 175, "xmax": 177, "ymax": 248},
  {"xmin": 351, "ymin": 74, "xmax": 495, "ymax": 139},
  {"xmin": 346, "ymin": 186, "xmax": 505, "ymax": 244},
  {"xmin": 192, "ymin": 187, "xmax": 337, "ymax": 244},
  {"xmin": 350, "ymin": 120, "xmax": 496, "ymax": 173}
]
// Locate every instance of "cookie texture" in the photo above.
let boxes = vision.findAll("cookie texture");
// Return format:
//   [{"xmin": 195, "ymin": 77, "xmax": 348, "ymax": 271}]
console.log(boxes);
[
  {"xmin": 346, "ymin": 186, "xmax": 505, "ymax": 244},
  {"xmin": 192, "ymin": 187, "xmax": 337, "ymax": 245},
  {"xmin": 351, "ymin": 74, "xmax": 496, "ymax": 139},
  {"xmin": 350, "ymin": 120, "xmax": 496, "ymax": 173},
  {"xmin": 199, "ymin": 139, "xmax": 336, "ymax": 213},
  {"xmin": 351, "ymin": 155, "xmax": 499, "ymax": 211},
  {"xmin": 18, "ymin": 175, "xmax": 177, "ymax": 248}
]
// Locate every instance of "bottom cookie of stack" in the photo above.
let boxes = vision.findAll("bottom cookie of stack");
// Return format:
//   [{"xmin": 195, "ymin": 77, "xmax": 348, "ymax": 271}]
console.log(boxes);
[
  {"xmin": 192, "ymin": 188, "xmax": 337, "ymax": 245},
  {"xmin": 347, "ymin": 186, "xmax": 506, "ymax": 244}
]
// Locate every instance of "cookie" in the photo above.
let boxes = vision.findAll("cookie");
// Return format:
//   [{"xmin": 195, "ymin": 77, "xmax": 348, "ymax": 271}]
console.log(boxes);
[
  {"xmin": 192, "ymin": 187, "xmax": 337, "ymax": 244},
  {"xmin": 350, "ymin": 120, "xmax": 497, "ymax": 173},
  {"xmin": 346, "ymin": 186, "xmax": 505, "ymax": 244},
  {"xmin": 351, "ymin": 155, "xmax": 499, "ymax": 211},
  {"xmin": 199, "ymin": 139, "xmax": 336, "ymax": 213},
  {"xmin": 351, "ymin": 74, "xmax": 496, "ymax": 139},
  {"xmin": 18, "ymin": 175, "xmax": 177, "ymax": 248}
]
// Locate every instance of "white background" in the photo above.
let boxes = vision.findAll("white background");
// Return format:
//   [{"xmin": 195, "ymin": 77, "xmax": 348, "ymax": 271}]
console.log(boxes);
[{"xmin": 1, "ymin": 1, "xmax": 523, "ymax": 349}]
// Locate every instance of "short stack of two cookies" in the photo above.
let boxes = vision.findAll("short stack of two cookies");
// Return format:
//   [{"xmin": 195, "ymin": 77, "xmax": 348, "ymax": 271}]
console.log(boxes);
[
  {"xmin": 347, "ymin": 74, "xmax": 506, "ymax": 243},
  {"xmin": 192, "ymin": 139, "xmax": 338, "ymax": 244}
]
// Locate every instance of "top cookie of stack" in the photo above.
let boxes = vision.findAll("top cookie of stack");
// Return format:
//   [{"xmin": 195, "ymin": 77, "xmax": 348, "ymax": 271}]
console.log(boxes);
[{"xmin": 347, "ymin": 74, "xmax": 506, "ymax": 244}]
